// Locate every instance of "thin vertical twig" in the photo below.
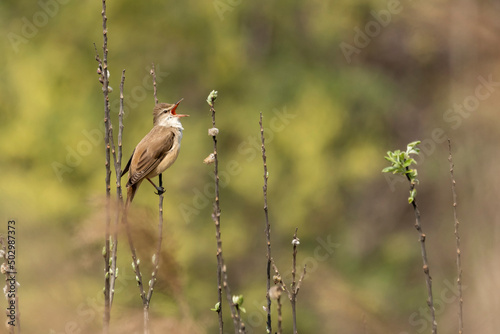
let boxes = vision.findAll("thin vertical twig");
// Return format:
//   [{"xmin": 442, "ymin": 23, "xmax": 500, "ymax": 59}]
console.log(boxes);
[
  {"xmin": 109, "ymin": 70, "xmax": 126, "ymax": 307},
  {"xmin": 269, "ymin": 284, "xmax": 284, "ymax": 334},
  {"xmin": 95, "ymin": 1, "xmax": 123, "ymax": 326},
  {"xmin": 95, "ymin": 0, "xmax": 111, "ymax": 330},
  {"xmin": 295, "ymin": 264, "xmax": 307, "ymax": 297},
  {"xmin": 122, "ymin": 66, "xmax": 165, "ymax": 334},
  {"xmin": 112, "ymin": 69, "xmax": 126, "ymax": 201},
  {"xmin": 277, "ymin": 294, "xmax": 283, "ymax": 334},
  {"xmin": 271, "ymin": 268, "xmax": 286, "ymax": 332},
  {"xmin": 259, "ymin": 112, "xmax": 272, "ymax": 334},
  {"xmin": 448, "ymin": 139, "xmax": 463, "ymax": 334},
  {"xmin": 145, "ymin": 191, "xmax": 163, "ymax": 304},
  {"xmin": 291, "ymin": 228, "xmax": 299, "ymax": 334},
  {"xmin": 123, "ymin": 213, "xmax": 149, "ymax": 334},
  {"xmin": 208, "ymin": 92, "xmax": 244, "ymax": 333},
  {"xmin": 150, "ymin": 63, "xmax": 158, "ymax": 105},
  {"xmin": 220, "ymin": 259, "xmax": 244, "ymax": 333},
  {"xmin": 271, "ymin": 229, "xmax": 306, "ymax": 334},
  {"xmin": 383, "ymin": 144, "xmax": 435, "ymax": 334},
  {"xmin": 271, "ymin": 260, "xmax": 291, "ymax": 300},
  {"xmin": 122, "ymin": 210, "xmax": 149, "ymax": 334},
  {"xmin": 233, "ymin": 298, "xmax": 245, "ymax": 333},
  {"xmin": 209, "ymin": 95, "xmax": 225, "ymax": 334},
  {"xmin": 124, "ymin": 217, "xmax": 147, "ymax": 302},
  {"xmin": 145, "ymin": 64, "xmax": 165, "ymax": 317},
  {"xmin": 122, "ymin": 200, "xmax": 148, "ymax": 333},
  {"xmin": 118, "ymin": 70, "xmax": 125, "ymax": 184},
  {"xmin": 406, "ymin": 171, "xmax": 437, "ymax": 334}
]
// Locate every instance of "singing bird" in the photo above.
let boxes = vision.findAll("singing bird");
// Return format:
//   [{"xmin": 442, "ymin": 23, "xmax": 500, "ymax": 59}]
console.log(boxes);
[{"xmin": 121, "ymin": 99, "xmax": 188, "ymax": 205}]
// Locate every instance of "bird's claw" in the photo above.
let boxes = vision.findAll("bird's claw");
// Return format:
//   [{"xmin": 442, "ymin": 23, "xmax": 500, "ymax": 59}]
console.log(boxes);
[{"xmin": 154, "ymin": 186, "xmax": 165, "ymax": 195}]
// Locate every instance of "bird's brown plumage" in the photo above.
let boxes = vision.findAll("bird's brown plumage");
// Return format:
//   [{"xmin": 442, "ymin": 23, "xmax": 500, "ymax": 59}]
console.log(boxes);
[
  {"xmin": 121, "ymin": 101, "xmax": 186, "ymax": 206},
  {"xmin": 127, "ymin": 126, "xmax": 177, "ymax": 186}
]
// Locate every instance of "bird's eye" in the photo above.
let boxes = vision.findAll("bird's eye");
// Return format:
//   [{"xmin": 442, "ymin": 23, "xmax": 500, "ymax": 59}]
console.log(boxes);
[{"xmin": 163, "ymin": 109, "xmax": 168, "ymax": 113}]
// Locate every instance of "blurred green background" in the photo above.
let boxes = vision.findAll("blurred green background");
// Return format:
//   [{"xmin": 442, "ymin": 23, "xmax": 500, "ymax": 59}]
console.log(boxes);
[{"xmin": 1, "ymin": 0, "xmax": 500, "ymax": 333}]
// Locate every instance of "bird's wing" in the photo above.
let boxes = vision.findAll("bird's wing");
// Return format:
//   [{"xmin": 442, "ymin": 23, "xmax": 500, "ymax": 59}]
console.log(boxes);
[
  {"xmin": 121, "ymin": 148, "xmax": 135, "ymax": 177},
  {"xmin": 127, "ymin": 126, "xmax": 176, "ymax": 186}
]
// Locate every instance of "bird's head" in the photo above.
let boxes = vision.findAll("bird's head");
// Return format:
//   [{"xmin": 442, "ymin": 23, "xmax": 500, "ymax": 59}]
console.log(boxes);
[{"xmin": 153, "ymin": 99, "xmax": 188, "ymax": 127}]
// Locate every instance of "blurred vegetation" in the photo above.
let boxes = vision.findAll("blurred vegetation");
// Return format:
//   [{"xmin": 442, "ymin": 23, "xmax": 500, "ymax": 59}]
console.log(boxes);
[{"xmin": 1, "ymin": 0, "xmax": 500, "ymax": 333}]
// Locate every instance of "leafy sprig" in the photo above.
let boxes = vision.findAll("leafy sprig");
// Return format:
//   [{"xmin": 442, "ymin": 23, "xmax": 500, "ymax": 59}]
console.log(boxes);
[{"xmin": 382, "ymin": 141, "xmax": 421, "ymax": 203}]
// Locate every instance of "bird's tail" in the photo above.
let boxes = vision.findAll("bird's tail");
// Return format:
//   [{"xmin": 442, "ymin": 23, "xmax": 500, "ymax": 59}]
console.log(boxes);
[
  {"xmin": 122, "ymin": 183, "xmax": 138, "ymax": 231},
  {"xmin": 124, "ymin": 183, "xmax": 139, "ymax": 214}
]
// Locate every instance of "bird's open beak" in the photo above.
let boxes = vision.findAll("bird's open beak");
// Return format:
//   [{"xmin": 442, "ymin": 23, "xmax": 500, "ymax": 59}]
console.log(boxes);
[{"xmin": 171, "ymin": 98, "xmax": 189, "ymax": 117}]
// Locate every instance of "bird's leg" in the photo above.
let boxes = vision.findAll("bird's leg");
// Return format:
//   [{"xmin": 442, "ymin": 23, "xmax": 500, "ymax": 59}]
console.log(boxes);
[
  {"xmin": 158, "ymin": 173, "xmax": 165, "ymax": 194},
  {"xmin": 146, "ymin": 175, "xmax": 165, "ymax": 195}
]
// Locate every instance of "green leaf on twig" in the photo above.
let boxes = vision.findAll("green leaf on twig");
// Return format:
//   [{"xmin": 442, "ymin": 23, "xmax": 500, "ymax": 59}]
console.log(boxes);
[
  {"xmin": 207, "ymin": 90, "xmax": 218, "ymax": 107},
  {"xmin": 408, "ymin": 188, "xmax": 417, "ymax": 203},
  {"xmin": 382, "ymin": 141, "xmax": 421, "ymax": 203},
  {"xmin": 232, "ymin": 294, "xmax": 246, "ymax": 313},
  {"xmin": 210, "ymin": 302, "xmax": 221, "ymax": 312}
]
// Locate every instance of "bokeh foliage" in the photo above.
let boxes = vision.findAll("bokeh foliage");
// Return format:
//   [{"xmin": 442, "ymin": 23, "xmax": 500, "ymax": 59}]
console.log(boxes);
[{"xmin": 1, "ymin": 0, "xmax": 500, "ymax": 333}]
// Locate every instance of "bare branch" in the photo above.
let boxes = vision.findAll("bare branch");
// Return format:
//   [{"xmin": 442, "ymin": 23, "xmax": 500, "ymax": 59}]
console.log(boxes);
[
  {"xmin": 208, "ymin": 92, "xmax": 244, "ymax": 333},
  {"xmin": 271, "ymin": 228, "xmax": 305, "ymax": 334},
  {"xmin": 150, "ymin": 63, "xmax": 158, "ymax": 105},
  {"xmin": 405, "ymin": 169, "xmax": 437, "ymax": 334},
  {"xmin": 260, "ymin": 112, "xmax": 272, "ymax": 334},
  {"xmin": 109, "ymin": 70, "xmax": 126, "ymax": 306},
  {"xmin": 276, "ymin": 294, "xmax": 283, "ymax": 334},
  {"xmin": 144, "ymin": 66, "xmax": 164, "ymax": 310},
  {"xmin": 145, "ymin": 189, "xmax": 164, "ymax": 304},
  {"xmin": 123, "ymin": 216, "xmax": 147, "ymax": 304},
  {"xmin": 291, "ymin": 227, "xmax": 299, "ymax": 334},
  {"xmin": 295, "ymin": 264, "xmax": 307, "ymax": 295},
  {"xmin": 96, "ymin": 0, "xmax": 112, "ymax": 330},
  {"xmin": 448, "ymin": 139, "xmax": 464, "ymax": 334},
  {"xmin": 271, "ymin": 258, "xmax": 291, "ymax": 301}
]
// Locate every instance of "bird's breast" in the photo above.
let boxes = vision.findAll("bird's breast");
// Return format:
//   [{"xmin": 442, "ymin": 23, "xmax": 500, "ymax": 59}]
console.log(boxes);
[{"xmin": 153, "ymin": 129, "xmax": 183, "ymax": 175}]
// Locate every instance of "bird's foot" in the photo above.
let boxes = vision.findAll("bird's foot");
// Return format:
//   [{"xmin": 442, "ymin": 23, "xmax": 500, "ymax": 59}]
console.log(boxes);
[{"xmin": 154, "ymin": 186, "xmax": 165, "ymax": 195}]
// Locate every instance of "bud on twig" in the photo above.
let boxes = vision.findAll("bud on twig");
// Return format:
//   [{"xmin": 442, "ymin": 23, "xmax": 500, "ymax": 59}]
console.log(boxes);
[
  {"xmin": 208, "ymin": 127, "xmax": 219, "ymax": 136},
  {"xmin": 204, "ymin": 153, "xmax": 216, "ymax": 165},
  {"xmin": 207, "ymin": 90, "xmax": 218, "ymax": 107},
  {"xmin": 269, "ymin": 285, "xmax": 283, "ymax": 300}
]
